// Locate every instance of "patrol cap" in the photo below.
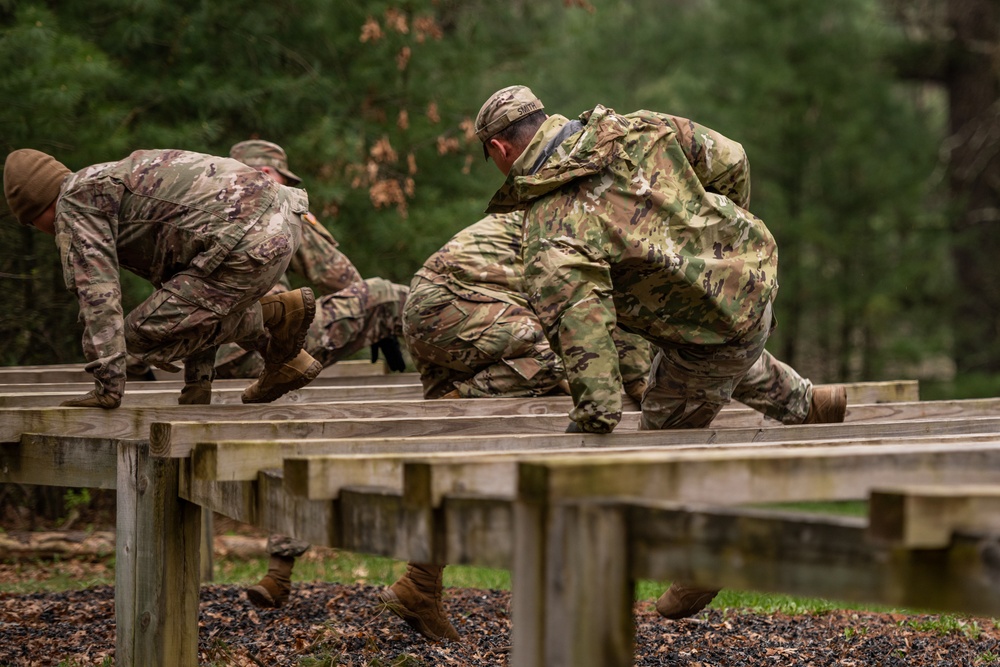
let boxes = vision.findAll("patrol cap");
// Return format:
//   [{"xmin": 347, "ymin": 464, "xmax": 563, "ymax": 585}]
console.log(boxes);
[
  {"xmin": 3, "ymin": 149, "xmax": 71, "ymax": 226},
  {"xmin": 474, "ymin": 85, "xmax": 544, "ymax": 144},
  {"xmin": 229, "ymin": 139, "xmax": 302, "ymax": 186}
]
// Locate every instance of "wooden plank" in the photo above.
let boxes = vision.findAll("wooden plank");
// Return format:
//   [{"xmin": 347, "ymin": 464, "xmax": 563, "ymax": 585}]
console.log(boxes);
[
  {"xmin": 626, "ymin": 500, "xmax": 1000, "ymax": 616},
  {"xmin": 256, "ymin": 469, "xmax": 336, "ymax": 546},
  {"xmin": 177, "ymin": 459, "xmax": 257, "ymax": 525},
  {"xmin": 868, "ymin": 485, "xmax": 1000, "ymax": 548},
  {"xmin": 0, "ymin": 374, "xmax": 420, "ymax": 393},
  {"xmin": 115, "ymin": 440, "xmax": 200, "ymax": 667},
  {"xmin": 517, "ymin": 440, "xmax": 1000, "ymax": 505},
  {"xmin": 0, "ymin": 358, "xmax": 386, "ymax": 384},
  {"xmin": 0, "ymin": 382, "xmax": 427, "ymax": 408},
  {"xmin": 281, "ymin": 434, "xmax": 1000, "ymax": 506},
  {"xmin": 0, "ymin": 396, "xmax": 578, "ymax": 445},
  {"xmin": 1, "ymin": 434, "xmax": 120, "ymax": 488},
  {"xmin": 204, "ymin": 425, "xmax": 1000, "ymax": 485},
  {"xmin": 150, "ymin": 398, "xmax": 1000, "ymax": 459}
]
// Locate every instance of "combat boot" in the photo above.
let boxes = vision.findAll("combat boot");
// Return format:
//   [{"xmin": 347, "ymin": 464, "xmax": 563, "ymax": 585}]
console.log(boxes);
[
  {"xmin": 246, "ymin": 555, "xmax": 296, "ymax": 608},
  {"xmin": 178, "ymin": 379, "xmax": 213, "ymax": 405},
  {"xmin": 259, "ymin": 287, "xmax": 316, "ymax": 365},
  {"xmin": 241, "ymin": 349, "xmax": 322, "ymax": 404},
  {"xmin": 655, "ymin": 582, "xmax": 722, "ymax": 620},
  {"xmin": 379, "ymin": 563, "xmax": 460, "ymax": 642},
  {"xmin": 802, "ymin": 385, "xmax": 848, "ymax": 424}
]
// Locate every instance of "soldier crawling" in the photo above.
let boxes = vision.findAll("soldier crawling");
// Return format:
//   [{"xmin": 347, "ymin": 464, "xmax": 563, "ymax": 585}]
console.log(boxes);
[
  {"xmin": 2, "ymin": 148, "xmax": 322, "ymax": 407},
  {"xmin": 469, "ymin": 85, "xmax": 847, "ymax": 628}
]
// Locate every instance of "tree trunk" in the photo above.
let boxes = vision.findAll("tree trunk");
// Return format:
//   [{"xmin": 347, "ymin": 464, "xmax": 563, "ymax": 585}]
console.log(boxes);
[{"xmin": 947, "ymin": 0, "xmax": 1000, "ymax": 373}]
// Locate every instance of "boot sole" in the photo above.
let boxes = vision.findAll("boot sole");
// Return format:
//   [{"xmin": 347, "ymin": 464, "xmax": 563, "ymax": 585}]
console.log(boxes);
[
  {"xmin": 241, "ymin": 359, "xmax": 323, "ymax": 404},
  {"xmin": 377, "ymin": 589, "xmax": 459, "ymax": 642},
  {"xmin": 246, "ymin": 585, "xmax": 282, "ymax": 609},
  {"xmin": 270, "ymin": 288, "xmax": 316, "ymax": 365}
]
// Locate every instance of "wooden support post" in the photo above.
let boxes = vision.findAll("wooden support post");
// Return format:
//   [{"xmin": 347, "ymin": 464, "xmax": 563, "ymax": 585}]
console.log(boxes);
[
  {"xmin": 200, "ymin": 511, "xmax": 214, "ymax": 582},
  {"xmin": 115, "ymin": 441, "xmax": 200, "ymax": 667},
  {"xmin": 511, "ymin": 499, "xmax": 633, "ymax": 667}
]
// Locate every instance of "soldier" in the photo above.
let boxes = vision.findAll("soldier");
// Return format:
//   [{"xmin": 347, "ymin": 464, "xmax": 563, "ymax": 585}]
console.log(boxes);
[
  {"xmin": 474, "ymin": 86, "xmax": 846, "ymax": 621},
  {"xmin": 378, "ymin": 208, "xmax": 847, "ymax": 641},
  {"xmin": 2, "ymin": 147, "xmax": 322, "ymax": 408},
  {"xmin": 221, "ymin": 140, "xmax": 408, "ymax": 610},
  {"xmin": 215, "ymin": 140, "xmax": 407, "ymax": 384}
]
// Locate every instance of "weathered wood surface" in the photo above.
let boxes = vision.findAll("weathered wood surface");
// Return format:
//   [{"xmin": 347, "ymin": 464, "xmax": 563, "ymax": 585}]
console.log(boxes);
[
  {"xmin": 194, "ymin": 422, "xmax": 1000, "ymax": 483},
  {"xmin": 868, "ymin": 484, "xmax": 1000, "ymax": 548},
  {"xmin": 150, "ymin": 396, "xmax": 1000, "ymax": 459},
  {"xmin": 0, "ymin": 373, "xmax": 421, "ymax": 394},
  {"xmin": 0, "ymin": 359, "xmax": 392, "ymax": 384}
]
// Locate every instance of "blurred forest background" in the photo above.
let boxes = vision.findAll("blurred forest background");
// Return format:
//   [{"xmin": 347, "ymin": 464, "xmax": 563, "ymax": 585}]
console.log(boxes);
[{"xmin": 1, "ymin": 0, "xmax": 999, "ymax": 398}]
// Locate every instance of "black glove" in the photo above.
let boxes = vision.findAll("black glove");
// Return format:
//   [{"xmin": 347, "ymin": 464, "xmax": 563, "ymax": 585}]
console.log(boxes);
[
  {"xmin": 565, "ymin": 421, "xmax": 583, "ymax": 433},
  {"xmin": 371, "ymin": 337, "xmax": 407, "ymax": 372}
]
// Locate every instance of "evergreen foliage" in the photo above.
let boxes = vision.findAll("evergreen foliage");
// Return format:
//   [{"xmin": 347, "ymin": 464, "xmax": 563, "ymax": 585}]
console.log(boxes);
[{"xmin": 0, "ymin": 0, "xmax": 972, "ymax": 390}]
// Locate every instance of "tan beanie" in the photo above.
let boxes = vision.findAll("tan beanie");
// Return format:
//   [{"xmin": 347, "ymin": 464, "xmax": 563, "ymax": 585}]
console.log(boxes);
[{"xmin": 4, "ymin": 149, "xmax": 71, "ymax": 226}]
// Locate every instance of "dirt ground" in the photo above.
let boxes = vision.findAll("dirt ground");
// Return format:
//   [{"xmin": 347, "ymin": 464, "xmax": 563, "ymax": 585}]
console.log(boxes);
[{"xmin": 1, "ymin": 571, "xmax": 999, "ymax": 666}]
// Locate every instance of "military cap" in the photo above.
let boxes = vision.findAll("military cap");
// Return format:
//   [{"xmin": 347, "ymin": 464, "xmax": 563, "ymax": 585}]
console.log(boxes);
[
  {"xmin": 229, "ymin": 139, "xmax": 302, "ymax": 186},
  {"xmin": 474, "ymin": 85, "xmax": 545, "ymax": 144},
  {"xmin": 3, "ymin": 149, "xmax": 71, "ymax": 226}
]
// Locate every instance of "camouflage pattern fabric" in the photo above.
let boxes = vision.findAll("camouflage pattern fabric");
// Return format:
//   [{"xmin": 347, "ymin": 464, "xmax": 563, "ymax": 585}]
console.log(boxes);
[
  {"xmin": 404, "ymin": 213, "xmax": 651, "ymax": 399},
  {"xmin": 288, "ymin": 212, "xmax": 362, "ymax": 294},
  {"xmin": 487, "ymin": 107, "xmax": 778, "ymax": 432},
  {"xmin": 266, "ymin": 534, "xmax": 311, "ymax": 558},
  {"xmin": 53, "ymin": 149, "xmax": 307, "ymax": 399},
  {"xmin": 215, "ymin": 277, "xmax": 408, "ymax": 378},
  {"xmin": 733, "ymin": 348, "xmax": 812, "ymax": 424}
]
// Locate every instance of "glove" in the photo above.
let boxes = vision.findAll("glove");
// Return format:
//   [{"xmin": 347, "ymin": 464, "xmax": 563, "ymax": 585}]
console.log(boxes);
[
  {"xmin": 565, "ymin": 421, "xmax": 583, "ymax": 433},
  {"xmin": 371, "ymin": 337, "xmax": 407, "ymax": 372},
  {"xmin": 60, "ymin": 390, "xmax": 121, "ymax": 409}
]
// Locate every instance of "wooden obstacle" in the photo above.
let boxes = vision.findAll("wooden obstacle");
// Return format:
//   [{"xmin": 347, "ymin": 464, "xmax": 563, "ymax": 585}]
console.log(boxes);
[{"xmin": 3, "ymin": 369, "xmax": 1000, "ymax": 667}]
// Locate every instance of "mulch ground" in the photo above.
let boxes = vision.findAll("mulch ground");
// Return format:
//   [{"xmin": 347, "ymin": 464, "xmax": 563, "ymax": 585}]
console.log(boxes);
[{"xmin": 1, "ymin": 580, "xmax": 999, "ymax": 666}]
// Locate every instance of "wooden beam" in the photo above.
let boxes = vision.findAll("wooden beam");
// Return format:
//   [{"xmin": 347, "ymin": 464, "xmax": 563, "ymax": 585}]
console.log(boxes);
[
  {"xmin": 868, "ymin": 485, "xmax": 1000, "ymax": 548},
  {"xmin": 256, "ymin": 469, "xmax": 336, "ymax": 547},
  {"xmin": 517, "ymin": 440, "xmax": 1000, "ymax": 505},
  {"xmin": 115, "ymin": 440, "xmax": 200, "ymax": 667},
  {"xmin": 0, "ymin": 396, "xmax": 577, "ymax": 445},
  {"xmin": 1, "ymin": 434, "xmax": 120, "ymax": 488},
  {"xmin": 626, "ymin": 500, "xmax": 1000, "ymax": 616},
  {"xmin": 177, "ymin": 459, "xmax": 257, "ymax": 525},
  {"xmin": 144, "ymin": 399, "xmax": 1000, "ymax": 459}
]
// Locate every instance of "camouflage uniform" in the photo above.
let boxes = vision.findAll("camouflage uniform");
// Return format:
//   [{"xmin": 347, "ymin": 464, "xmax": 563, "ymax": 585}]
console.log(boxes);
[
  {"xmin": 53, "ymin": 149, "xmax": 307, "ymax": 400},
  {"xmin": 404, "ymin": 212, "xmax": 652, "ymax": 399},
  {"xmin": 487, "ymin": 106, "xmax": 780, "ymax": 433},
  {"xmin": 266, "ymin": 534, "xmax": 311, "ymax": 559},
  {"xmin": 214, "ymin": 193, "xmax": 408, "ymax": 379}
]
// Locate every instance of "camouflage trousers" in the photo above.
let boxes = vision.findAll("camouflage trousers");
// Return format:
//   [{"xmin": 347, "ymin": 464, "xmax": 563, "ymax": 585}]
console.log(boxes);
[
  {"xmin": 124, "ymin": 193, "xmax": 301, "ymax": 384},
  {"xmin": 402, "ymin": 278, "xmax": 566, "ymax": 399},
  {"xmin": 266, "ymin": 534, "xmax": 311, "ymax": 559},
  {"xmin": 639, "ymin": 302, "xmax": 811, "ymax": 429},
  {"xmin": 215, "ymin": 277, "xmax": 409, "ymax": 379}
]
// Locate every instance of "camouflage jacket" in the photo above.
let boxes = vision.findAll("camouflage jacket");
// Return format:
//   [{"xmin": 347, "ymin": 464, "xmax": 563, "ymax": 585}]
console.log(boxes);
[
  {"xmin": 54, "ymin": 149, "xmax": 307, "ymax": 396},
  {"xmin": 286, "ymin": 211, "xmax": 361, "ymax": 293},
  {"xmin": 415, "ymin": 212, "xmax": 526, "ymax": 304},
  {"xmin": 487, "ymin": 106, "xmax": 778, "ymax": 431}
]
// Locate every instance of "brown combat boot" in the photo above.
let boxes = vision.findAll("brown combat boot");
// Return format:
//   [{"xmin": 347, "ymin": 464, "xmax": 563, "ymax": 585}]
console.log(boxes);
[
  {"xmin": 655, "ymin": 582, "xmax": 722, "ymax": 620},
  {"xmin": 802, "ymin": 385, "xmax": 848, "ymax": 424},
  {"xmin": 378, "ymin": 563, "xmax": 460, "ymax": 642},
  {"xmin": 241, "ymin": 349, "xmax": 322, "ymax": 404},
  {"xmin": 246, "ymin": 555, "xmax": 295, "ymax": 609},
  {"xmin": 178, "ymin": 379, "xmax": 213, "ymax": 405},
  {"xmin": 259, "ymin": 287, "xmax": 316, "ymax": 365}
]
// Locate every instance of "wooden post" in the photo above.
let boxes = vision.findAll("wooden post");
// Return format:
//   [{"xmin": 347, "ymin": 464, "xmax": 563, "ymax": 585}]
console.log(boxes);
[
  {"xmin": 116, "ymin": 440, "xmax": 201, "ymax": 667},
  {"xmin": 511, "ymin": 499, "xmax": 633, "ymax": 667}
]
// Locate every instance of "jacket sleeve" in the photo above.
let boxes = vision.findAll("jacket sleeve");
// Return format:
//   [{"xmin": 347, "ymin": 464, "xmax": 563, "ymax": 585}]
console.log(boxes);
[
  {"xmin": 667, "ymin": 115, "xmax": 752, "ymax": 209},
  {"xmin": 521, "ymin": 213, "xmax": 623, "ymax": 433},
  {"xmin": 56, "ymin": 202, "xmax": 126, "ymax": 399},
  {"xmin": 286, "ymin": 212, "xmax": 363, "ymax": 293}
]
